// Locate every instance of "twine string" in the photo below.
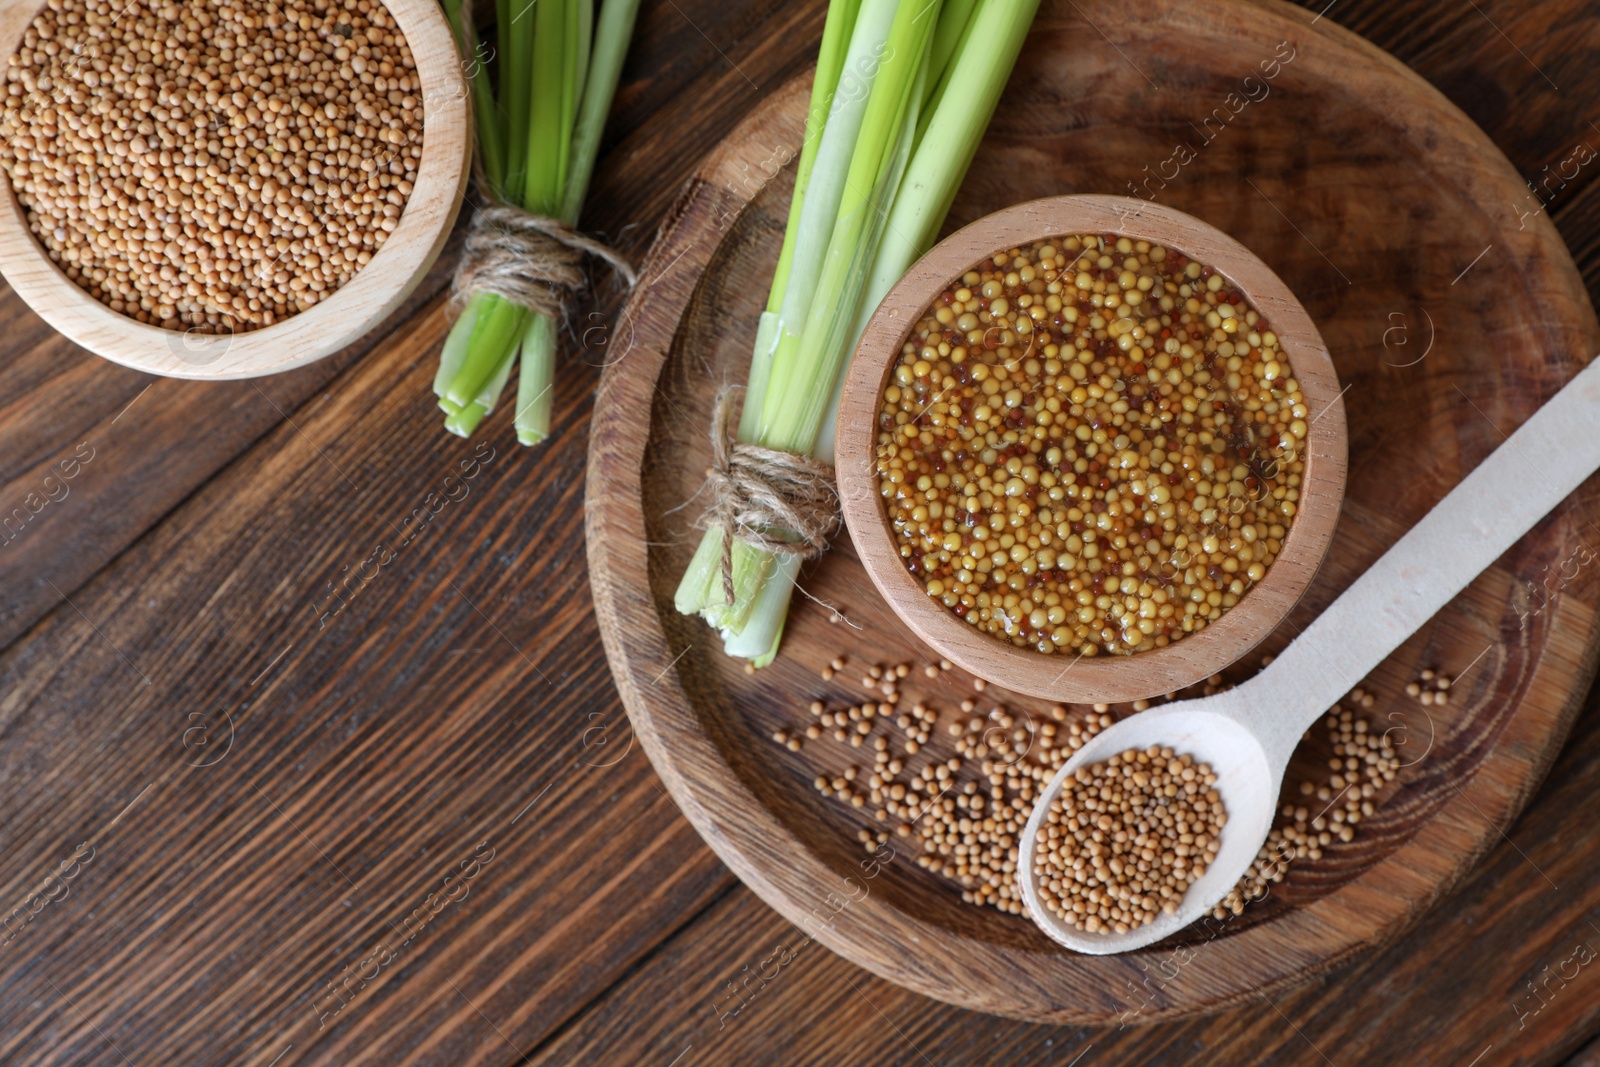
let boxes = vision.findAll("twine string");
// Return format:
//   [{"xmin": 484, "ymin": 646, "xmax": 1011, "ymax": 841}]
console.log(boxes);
[
  {"xmin": 700, "ymin": 386, "xmax": 842, "ymax": 604},
  {"xmin": 448, "ymin": 0, "xmax": 637, "ymax": 316},
  {"xmin": 451, "ymin": 204, "xmax": 638, "ymax": 317}
]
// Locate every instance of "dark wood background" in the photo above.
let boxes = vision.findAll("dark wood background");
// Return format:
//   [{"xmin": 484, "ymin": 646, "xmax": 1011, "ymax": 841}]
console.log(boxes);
[{"xmin": 2, "ymin": 0, "xmax": 1599, "ymax": 1063}]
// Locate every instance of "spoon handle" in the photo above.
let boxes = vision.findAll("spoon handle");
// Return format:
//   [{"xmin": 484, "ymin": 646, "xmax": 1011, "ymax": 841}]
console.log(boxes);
[{"xmin": 1239, "ymin": 355, "xmax": 1600, "ymax": 763}]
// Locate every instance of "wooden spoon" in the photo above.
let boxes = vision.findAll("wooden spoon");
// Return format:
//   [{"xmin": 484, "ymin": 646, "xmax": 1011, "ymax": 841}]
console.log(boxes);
[{"xmin": 1018, "ymin": 353, "xmax": 1600, "ymax": 955}]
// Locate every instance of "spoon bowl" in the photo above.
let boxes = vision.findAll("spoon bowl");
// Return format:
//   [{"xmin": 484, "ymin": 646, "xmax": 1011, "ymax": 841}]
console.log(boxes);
[{"xmin": 1018, "ymin": 697, "xmax": 1282, "ymax": 954}]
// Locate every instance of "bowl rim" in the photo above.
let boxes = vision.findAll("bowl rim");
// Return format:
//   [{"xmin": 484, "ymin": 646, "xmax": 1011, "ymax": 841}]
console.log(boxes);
[
  {"xmin": 0, "ymin": 0, "xmax": 471, "ymax": 381},
  {"xmin": 835, "ymin": 193, "xmax": 1349, "ymax": 703}
]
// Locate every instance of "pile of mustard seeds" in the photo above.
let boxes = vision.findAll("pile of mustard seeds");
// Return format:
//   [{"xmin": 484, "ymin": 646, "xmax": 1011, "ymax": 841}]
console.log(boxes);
[
  {"xmin": 0, "ymin": 0, "xmax": 424, "ymax": 332},
  {"xmin": 875, "ymin": 235, "xmax": 1307, "ymax": 656},
  {"xmin": 1031, "ymin": 746, "xmax": 1226, "ymax": 934}
]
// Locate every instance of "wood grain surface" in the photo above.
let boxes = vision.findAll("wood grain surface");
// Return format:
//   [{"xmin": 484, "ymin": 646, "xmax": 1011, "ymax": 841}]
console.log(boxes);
[
  {"xmin": 587, "ymin": 0, "xmax": 1600, "ymax": 1023},
  {"xmin": 1, "ymin": 0, "xmax": 1600, "ymax": 1063}
]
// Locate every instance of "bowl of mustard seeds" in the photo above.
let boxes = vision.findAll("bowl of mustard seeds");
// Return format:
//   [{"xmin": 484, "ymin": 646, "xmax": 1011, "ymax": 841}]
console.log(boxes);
[
  {"xmin": 835, "ymin": 195, "xmax": 1347, "ymax": 704},
  {"xmin": 0, "ymin": 0, "xmax": 470, "ymax": 378}
]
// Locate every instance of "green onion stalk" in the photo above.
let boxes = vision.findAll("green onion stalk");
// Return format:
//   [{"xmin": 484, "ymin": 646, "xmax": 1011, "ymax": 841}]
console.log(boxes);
[
  {"xmin": 436, "ymin": 0, "xmax": 641, "ymax": 444},
  {"xmin": 674, "ymin": 0, "xmax": 1041, "ymax": 665}
]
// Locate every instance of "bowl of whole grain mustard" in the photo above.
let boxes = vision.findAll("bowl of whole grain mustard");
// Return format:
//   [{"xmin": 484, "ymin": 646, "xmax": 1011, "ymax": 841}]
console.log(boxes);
[
  {"xmin": 835, "ymin": 195, "xmax": 1348, "ymax": 704},
  {"xmin": 0, "ymin": 0, "xmax": 470, "ymax": 378}
]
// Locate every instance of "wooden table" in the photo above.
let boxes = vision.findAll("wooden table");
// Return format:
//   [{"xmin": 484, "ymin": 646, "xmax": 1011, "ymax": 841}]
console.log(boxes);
[{"xmin": 2, "ymin": 1, "xmax": 1599, "ymax": 1063}]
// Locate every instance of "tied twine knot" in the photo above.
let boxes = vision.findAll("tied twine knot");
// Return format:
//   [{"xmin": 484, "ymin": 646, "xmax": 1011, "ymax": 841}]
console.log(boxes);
[
  {"xmin": 451, "ymin": 204, "xmax": 638, "ymax": 319},
  {"xmin": 448, "ymin": 0, "xmax": 635, "ymax": 321},
  {"xmin": 701, "ymin": 387, "xmax": 842, "ymax": 603}
]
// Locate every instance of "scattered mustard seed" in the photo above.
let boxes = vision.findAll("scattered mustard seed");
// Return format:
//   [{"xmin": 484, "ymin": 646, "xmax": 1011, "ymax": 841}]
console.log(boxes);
[
  {"xmin": 1406, "ymin": 669, "xmax": 1453, "ymax": 706},
  {"xmin": 1211, "ymin": 694, "xmax": 1399, "ymax": 917}
]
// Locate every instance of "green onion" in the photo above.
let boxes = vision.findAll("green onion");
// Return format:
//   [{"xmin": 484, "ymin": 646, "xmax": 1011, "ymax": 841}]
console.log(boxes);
[
  {"xmin": 674, "ymin": 0, "xmax": 1040, "ymax": 666},
  {"xmin": 435, "ymin": 0, "xmax": 641, "ymax": 445}
]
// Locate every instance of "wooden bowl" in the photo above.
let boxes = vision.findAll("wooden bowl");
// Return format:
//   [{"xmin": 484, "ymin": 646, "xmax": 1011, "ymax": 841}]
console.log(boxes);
[
  {"xmin": 0, "ymin": 0, "xmax": 470, "ymax": 380},
  {"xmin": 836, "ymin": 195, "xmax": 1348, "ymax": 704}
]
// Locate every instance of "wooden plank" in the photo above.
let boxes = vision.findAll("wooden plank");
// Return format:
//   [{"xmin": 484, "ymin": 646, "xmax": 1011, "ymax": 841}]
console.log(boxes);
[
  {"xmin": 0, "ymin": 300, "xmax": 739, "ymax": 1066},
  {"xmin": 1556, "ymin": 180, "xmax": 1600, "ymax": 296},
  {"xmin": 1566, "ymin": 1033, "xmax": 1600, "ymax": 1067},
  {"xmin": 0, "ymin": 245, "xmax": 455, "ymax": 652}
]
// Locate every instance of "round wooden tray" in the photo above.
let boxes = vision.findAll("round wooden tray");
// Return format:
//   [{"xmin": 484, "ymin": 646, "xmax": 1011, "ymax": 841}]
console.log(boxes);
[{"xmin": 586, "ymin": 0, "xmax": 1600, "ymax": 1024}]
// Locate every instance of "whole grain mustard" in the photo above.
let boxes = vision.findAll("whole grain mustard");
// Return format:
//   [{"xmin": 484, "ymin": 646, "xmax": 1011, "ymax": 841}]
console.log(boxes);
[{"xmin": 874, "ymin": 234, "xmax": 1307, "ymax": 656}]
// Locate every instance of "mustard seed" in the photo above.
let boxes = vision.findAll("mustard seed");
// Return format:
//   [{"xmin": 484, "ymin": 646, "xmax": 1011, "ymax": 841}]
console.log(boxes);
[
  {"xmin": 875, "ymin": 235, "xmax": 1308, "ymax": 655},
  {"xmin": 0, "ymin": 0, "xmax": 423, "ymax": 332},
  {"xmin": 1032, "ymin": 746, "xmax": 1226, "ymax": 934},
  {"xmin": 1209, "ymin": 691, "xmax": 1403, "ymax": 916},
  {"xmin": 1409, "ymin": 669, "xmax": 1452, "ymax": 706}
]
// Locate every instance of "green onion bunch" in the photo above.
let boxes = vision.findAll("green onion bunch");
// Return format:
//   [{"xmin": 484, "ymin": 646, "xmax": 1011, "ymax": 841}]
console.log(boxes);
[
  {"xmin": 674, "ymin": 0, "xmax": 1041, "ymax": 665},
  {"xmin": 437, "ymin": 0, "xmax": 641, "ymax": 444}
]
